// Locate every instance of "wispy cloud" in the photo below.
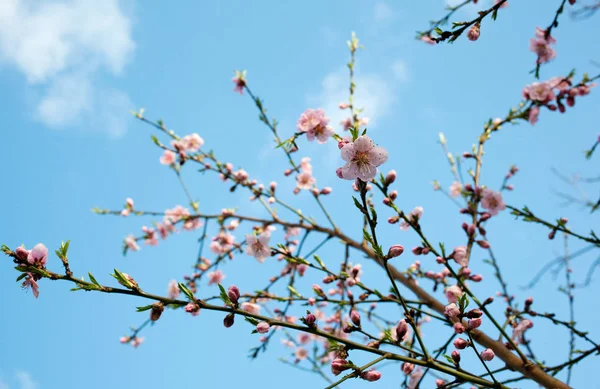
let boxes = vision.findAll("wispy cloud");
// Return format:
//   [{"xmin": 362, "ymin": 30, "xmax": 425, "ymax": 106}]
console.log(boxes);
[
  {"xmin": 373, "ymin": 2, "xmax": 394, "ymax": 23},
  {"xmin": 0, "ymin": 0, "xmax": 135, "ymax": 137},
  {"xmin": 391, "ymin": 59, "xmax": 409, "ymax": 83},
  {"xmin": 15, "ymin": 371, "xmax": 37, "ymax": 389}
]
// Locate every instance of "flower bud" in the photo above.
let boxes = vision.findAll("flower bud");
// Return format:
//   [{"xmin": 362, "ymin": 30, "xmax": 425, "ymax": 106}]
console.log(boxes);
[
  {"xmin": 387, "ymin": 245, "xmax": 405, "ymax": 258},
  {"xmin": 331, "ymin": 359, "xmax": 350, "ymax": 376},
  {"xmin": 453, "ymin": 322, "xmax": 465, "ymax": 334},
  {"xmin": 467, "ymin": 23, "xmax": 480, "ymax": 41},
  {"xmin": 320, "ymin": 187, "xmax": 332, "ymax": 195},
  {"xmin": 466, "ymin": 309, "xmax": 483, "ymax": 319},
  {"xmin": 401, "ymin": 362, "xmax": 415, "ymax": 375},
  {"xmin": 150, "ymin": 302, "xmax": 165, "ymax": 322},
  {"xmin": 453, "ymin": 338, "xmax": 469, "ymax": 349},
  {"xmin": 396, "ymin": 319, "xmax": 408, "ymax": 341},
  {"xmin": 480, "ymin": 348, "xmax": 495, "ymax": 361},
  {"xmin": 435, "ymin": 379, "xmax": 446, "ymax": 388},
  {"xmin": 305, "ymin": 313, "xmax": 316, "ymax": 326},
  {"xmin": 15, "ymin": 246, "xmax": 29, "ymax": 261},
  {"xmin": 223, "ymin": 313, "xmax": 235, "ymax": 328},
  {"xmin": 350, "ymin": 310, "xmax": 361, "ymax": 326},
  {"xmin": 476, "ymin": 240, "xmax": 490, "ymax": 249},
  {"xmin": 228, "ymin": 285, "xmax": 240, "ymax": 304},
  {"xmin": 256, "ymin": 321, "xmax": 270, "ymax": 334},
  {"xmin": 470, "ymin": 274, "xmax": 483, "ymax": 282},
  {"xmin": 361, "ymin": 370, "xmax": 381, "ymax": 382},
  {"xmin": 451, "ymin": 350, "xmax": 461, "ymax": 364},
  {"xmin": 385, "ymin": 170, "xmax": 397, "ymax": 186},
  {"xmin": 468, "ymin": 317, "xmax": 483, "ymax": 329}
]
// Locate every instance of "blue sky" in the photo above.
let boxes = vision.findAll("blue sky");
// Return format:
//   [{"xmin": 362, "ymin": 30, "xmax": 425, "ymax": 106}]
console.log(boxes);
[{"xmin": 1, "ymin": 1, "xmax": 599, "ymax": 388}]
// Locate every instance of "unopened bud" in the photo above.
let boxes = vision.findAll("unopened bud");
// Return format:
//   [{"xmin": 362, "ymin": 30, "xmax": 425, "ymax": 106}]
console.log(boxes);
[
  {"xmin": 453, "ymin": 338, "xmax": 469, "ymax": 349},
  {"xmin": 385, "ymin": 170, "xmax": 397, "ymax": 186},
  {"xmin": 350, "ymin": 310, "xmax": 361, "ymax": 326},
  {"xmin": 451, "ymin": 350, "xmax": 461, "ymax": 364},
  {"xmin": 228, "ymin": 285, "xmax": 240, "ymax": 304},
  {"xmin": 223, "ymin": 313, "xmax": 235, "ymax": 328},
  {"xmin": 150, "ymin": 302, "xmax": 165, "ymax": 321},
  {"xmin": 388, "ymin": 245, "xmax": 405, "ymax": 258}
]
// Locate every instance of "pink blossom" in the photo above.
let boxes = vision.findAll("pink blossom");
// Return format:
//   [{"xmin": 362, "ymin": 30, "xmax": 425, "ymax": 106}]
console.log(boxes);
[
  {"xmin": 296, "ymin": 171, "xmax": 316, "ymax": 190},
  {"xmin": 295, "ymin": 347, "xmax": 308, "ymax": 360},
  {"xmin": 529, "ymin": 28, "xmax": 556, "ymax": 65},
  {"xmin": 337, "ymin": 135, "xmax": 388, "ymax": 181},
  {"xmin": 181, "ymin": 133, "xmax": 204, "ymax": 152},
  {"xmin": 165, "ymin": 205, "xmax": 191, "ymax": 223},
  {"xmin": 185, "ymin": 303, "xmax": 201, "ymax": 316},
  {"xmin": 160, "ymin": 150, "xmax": 176, "ymax": 165},
  {"xmin": 125, "ymin": 235, "xmax": 140, "ymax": 252},
  {"xmin": 207, "ymin": 270, "xmax": 225, "ymax": 285},
  {"xmin": 467, "ymin": 24, "xmax": 480, "ymax": 41},
  {"xmin": 119, "ymin": 336, "xmax": 130, "ymax": 344},
  {"xmin": 481, "ymin": 348, "xmax": 495, "ymax": 361},
  {"xmin": 232, "ymin": 70, "xmax": 246, "ymax": 94},
  {"xmin": 528, "ymin": 106, "xmax": 540, "ymax": 125},
  {"xmin": 523, "ymin": 81, "xmax": 555, "ymax": 103},
  {"xmin": 402, "ymin": 362, "xmax": 415, "ymax": 375},
  {"xmin": 361, "ymin": 370, "xmax": 381, "ymax": 382},
  {"xmin": 210, "ymin": 232, "xmax": 236, "ymax": 254},
  {"xmin": 444, "ymin": 303, "xmax": 461, "ymax": 319},
  {"xmin": 408, "ymin": 369, "xmax": 424, "ymax": 389},
  {"xmin": 453, "ymin": 246, "xmax": 468, "ymax": 267},
  {"xmin": 245, "ymin": 232, "xmax": 271, "ymax": 262},
  {"xmin": 241, "ymin": 302, "xmax": 261, "ymax": 315},
  {"xmin": 331, "ymin": 359, "xmax": 350, "ymax": 375},
  {"xmin": 27, "ymin": 243, "xmax": 48, "ymax": 267},
  {"xmin": 453, "ymin": 338, "xmax": 469, "ymax": 349},
  {"xmin": 15, "ymin": 246, "xmax": 30, "ymax": 261},
  {"xmin": 131, "ymin": 337, "xmax": 144, "ymax": 348},
  {"xmin": 400, "ymin": 206, "xmax": 423, "ymax": 230},
  {"xmin": 22, "ymin": 273, "xmax": 39, "ymax": 298},
  {"xmin": 227, "ymin": 285, "xmax": 240, "ymax": 303},
  {"xmin": 512, "ymin": 319, "xmax": 534, "ymax": 345},
  {"xmin": 256, "ymin": 321, "xmax": 270, "ymax": 334},
  {"xmin": 449, "ymin": 181, "xmax": 462, "ymax": 197},
  {"xmin": 453, "ymin": 322, "xmax": 465, "ymax": 334},
  {"xmin": 296, "ymin": 108, "xmax": 335, "ymax": 144},
  {"xmin": 421, "ymin": 35, "xmax": 436, "ymax": 44},
  {"xmin": 445, "ymin": 285, "xmax": 464, "ymax": 303},
  {"xmin": 121, "ymin": 209, "xmax": 130, "ymax": 217},
  {"xmin": 167, "ymin": 280, "xmax": 180, "ymax": 299},
  {"xmin": 481, "ymin": 188, "xmax": 506, "ymax": 216}
]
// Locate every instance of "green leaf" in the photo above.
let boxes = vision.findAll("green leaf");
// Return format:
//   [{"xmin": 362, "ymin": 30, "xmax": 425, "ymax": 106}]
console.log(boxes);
[
  {"xmin": 136, "ymin": 304, "xmax": 154, "ymax": 312},
  {"xmin": 313, "ymin": 255, "xmax": 326, "ymax": 269},
  {"xmin": 288, "ymin": 285, "xmax": 302, "ymax": 298},
  {"xmin": 88, "ymin": 272, "xmax": 101, "ymax": 287},
  {"xmin": 16, "ymin": 273, "xmax": 27, "ymax": 282},
  {"xmin": 178, "ymin": 282, "xmax": 196, "ymax": 301},
  {"xmin": 218, "ymin": 283, "xmax": 232, "ymax": 306},
  {"xmin": 244, "ymin": 316, "xmax": 260, "ymax": 326}
]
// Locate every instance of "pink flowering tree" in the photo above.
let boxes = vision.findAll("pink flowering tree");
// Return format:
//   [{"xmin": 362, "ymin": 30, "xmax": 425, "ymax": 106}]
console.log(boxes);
[{"xmin": 4, "ymin": 3, "xmax": 600, "ymax": 389}]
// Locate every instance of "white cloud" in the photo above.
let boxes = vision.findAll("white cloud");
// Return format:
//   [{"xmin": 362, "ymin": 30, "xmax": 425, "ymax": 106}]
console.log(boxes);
[
  {"xmin": 308, "ymin": 68, "xmax": 396, "ymax": 131},
  {"xmin": 391, "ymin": 59, "xmax": 409, "ymax": 83},
  {"xmin": 374, "ymin": 2, "xmax": 394, "ymax": 23},
  {"xmin": 15, "ymin": 371, "xmax": 37, "ymax": 389},
  {"xmin": 0, "ymin": 0, "xmax": 135, "ymax": 137}
]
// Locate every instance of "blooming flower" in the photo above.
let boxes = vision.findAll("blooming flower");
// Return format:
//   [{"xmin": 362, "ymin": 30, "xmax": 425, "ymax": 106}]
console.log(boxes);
[
  {"xmin": 167, "ymin": 280, "xmax": 180, "ymax": 299},
  {"xmin": 160, "ymin": 150, "xmax": 176, "ymax": 165},
  {"xmin": 207, "ymin": 270, "xmax": 225, "ymax": 285},
  {"xmin": 295, "ymin": 347, "xmax": 308, "ymax": 360},
  {"xmin": 232, "ymin": 70, "xmax": 246, "ymax": 94},
  {"xmin": 449, "ymin": 181, "xmax": 462, "ymax": 197},
  {"xmin": 523, "ymin": 81, "xmax": 555, "ymax": 103},
  {"xmin": 297, "ymin": 108, "xmax": 335, "ymax": 144},
  {"xmin": 185, "ymin": 303, "xmax": 200, "ymax": 316},
  {"xmin": 336, "ymin": 135, "xmax": 388, "ymax": 181},
  {"xmin": 481, "ymin": 188, "xmax": 506, "ymax": 216},
  {"xmin": 22, "ymin": 273, "xmax": 39, "ymax": 298},
  {"xmin": 445, "ymin": 285, "xmax": 464, "ymax": 303},
  {"xmin": 125, "ymin": 235, "xmax": 140, "ymax": 252},
  {"xmin": 296, "ymin": 171, "xmax": 316, "ymax": 190},
  {"xmin": 512, "ymin": 319, "xmax": 534, "ymax": 344},
  {"xmin": 245, "ymin": 232, "xmax": 271, "ymax": 262},
  {"xmin": 452, "ymin": 246, "xmax": 468, "ymax": 267},
  {"xmin": 241, "ymin": 302, "xmax": 261, "ymax": 315},
  {"xmin": 210, "ymin": 232, "xmax": 236, "ymax": 254},
  {"xmin": 400, "ymin": 206, "xmax": 423, "ymax": 230},
  {"xmin": 528, "ymin": 106, "xmax": 540, "ymax": 125},
  {"xmin": 530, "ymin": 27, "xmax": 556, "ymax": 65},
  {"xmin": 407, "ymin": 369, "xmax": 424, "ymax": 389},
  {"xmin": 27, "ymin": 243, "xmax": 48, "ymax": 267},
  {"xmin": 444, "ymin": 303, "xmax": 461, "ymax": 319},
  {"xmin": 181, "ymin": 133, "xmax": 204, "ymax": 152}
]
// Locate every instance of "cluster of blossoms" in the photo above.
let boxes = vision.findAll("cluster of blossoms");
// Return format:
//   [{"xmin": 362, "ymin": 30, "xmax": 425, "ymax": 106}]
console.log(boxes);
[
  {"xmin": 295, "ymin": 157, "xmax": 316, "ymax": 193},
  {"xmin": 124, "ymin": 204, "xmax": 200, "ymax": 252},
  {"xmin": 13, "ymin": 243, "xmax": 48, "ymax": 298},
  {"xmin": 338, "ymin": 101, "xmax": 369, "ymax": 130},
  {"xmin": 160, "ymin": 133, "xmax": 204, "ymax": 166},
  {"xmin": 523, "ymin": 77, "xmax": 596, "ymax": 125},
  {"xmin": 336, "ymin": 135, "xmax": 388, "ymax": 181},
  {"xmin": 529, "ymin": 27, "xmax": 556, "ymax": 65},
  {"xmin": 297, "ymin": 108, "xmax": 335, "ymax": 144}
]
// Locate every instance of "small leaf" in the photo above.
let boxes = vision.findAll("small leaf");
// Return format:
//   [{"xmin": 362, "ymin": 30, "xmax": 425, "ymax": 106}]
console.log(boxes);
[{"xmin": 136, "ymin": 304, "xmax": 154, "ymax": 312}]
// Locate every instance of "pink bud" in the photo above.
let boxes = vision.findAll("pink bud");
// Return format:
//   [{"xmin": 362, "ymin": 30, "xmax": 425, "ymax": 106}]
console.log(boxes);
[
  {"xmin": 412, "ymin": 246, "xmax": 423, "ymax": 255},
  {"xmin": 320, "ymin": 187, "xmax": 332, "ymax": 195},
  {"xmin": 481, "ymin": 348, "xmax": 495, "ymax": 361},
  {"xmin": 228, "ymin": 285, "xmax": 240, "ymax": 303},
  {"xmin": 331, "ymin": 359, "xmax": 350, "ymax": 375},
  {"xmin": 396, "ymin": 319, "xmax": 409, "ymax": 341},
  {"xmin": 150, "ymin": 302, "xmax": 165, "ymax": 322},
  {"xmin": 339, "ymin": 102, "xmax": 350, "ymax": 109},
  {"xmin": 388, "ymin": 245, "xmax": 405, "ymax": 258},
  {"xmin": 385, "ymin": 170, "xmax": 397, "ymax": 185},
  {"xmin": 470, "ymin": 274, "xmax": 483, "ymax": 282},
  {"xmin": 361, "ymin": 370, "xmax": 381, "ymax": 382},
  {"xmin": 305, "ymin": 313, "xmax": 316, "ymax": 326},
  {"xmin": 453, "ymin": 338, "xmax": 469, "ymax": 349},
  {"xmin": 401, "ymin": 362, "xmax": 415, "ymax": 375},
  {"xmin": 476, "ymin": 240, "xmax": 490, "ymax": 249},
  {"xmin": 467, "ymin": 24, "xmax": 480, "ymax": 41},
  {"xmin": 453, "ymin": 322, "xmax": 465, "ymax": 334},
  {"xmin": 15, "ymin": 246, "xmax": 29, "ymax": 261},
  {"xmin": 435, "ymin": 379, "xmax": 446, "ymax": 388},
  {"xmin": 451, "ymin": 350, "xmax": 461, "ymax": 363},
  {"xmin": 468, "ymin": 318, "xmax": 482, "ymax": 329},
  {"xmin": 350, "ymin": 310, "xmax": 361, "ymax": 326},
  {"xmin": 223, "ymin": 313, "xmax": 235, "ymax": 328},
  {"xmin": 466, "ymin": 309, "xmax": 483, "ymax": 319},
  {"xmin": 256, "ymin": 321, "xmax": 270, "ymax": 334}
]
